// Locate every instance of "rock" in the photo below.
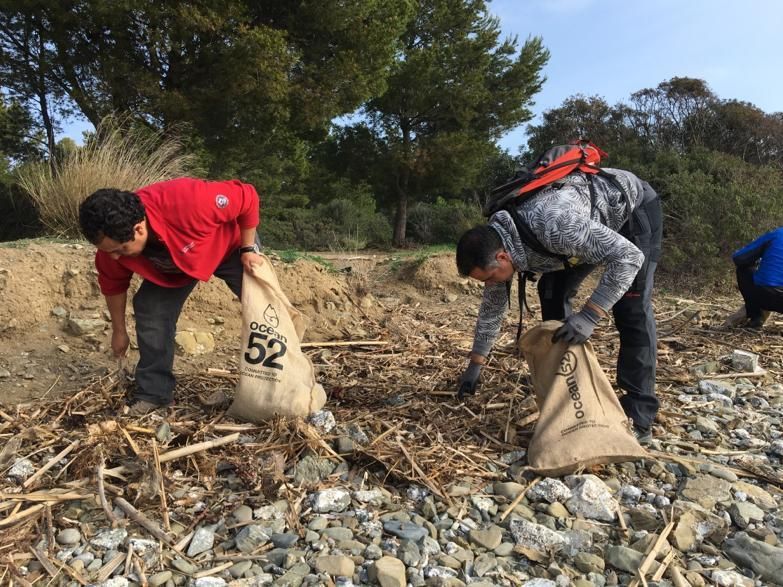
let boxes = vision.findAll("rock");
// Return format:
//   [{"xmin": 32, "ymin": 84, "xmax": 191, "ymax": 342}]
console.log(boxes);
[
  {"xmin": 57, "ymin": 344, "xmax": 70, "ymax": 353},
  {"xmin": 521, "ymin": 580, "xmax": 556, "ymax": 587},
  {"xmin": 383, "ymin": 520, "xmax": 428, "ymax": 542},
  {"xmin": 469, "ymin": 525, "xmax": 503, "ymax": 550},
  {"xmin": 711, "ymin": 569, "xmax": 754, "ymax": 587},
  {"xmin": 574, "ymin": 552, "xmax": 605, "ymax": 574},
  {"xmin": 311, "ymin": 488, "xmax": 351, "ymax": 513},
  {"xmin": 547, "ymin": 502, "xmax": 570, "ymax": 519},
  {"xmin": 527, "ymin": 478, "xmax": 572, "ymax": 503},
  {"xmin": 605, "ymin": 545, "xmax": 659, "ymax": 575},
  {"xmin": 292, "ymin": 455, "xmax": 336, "ymax": 486},
  {"xmin": 0, "ymin": 368, "xmax": 9, "ymax": 378},
  {"xmin": 700, "ymin": 462, "xmax": 738, "ymax": 482},
  {"xmin": 353, "ymin": 488, "xmax": 387, "ymax": 506},
  {"xmin": 698, "ymin": 379, "xmax": 736, "ymax": 397},
  {"xmin": 148, "ymin": 571, "xmax": 173, "ymax": 586},
  {"xmin": 370, "ymin": 556, "xmax": 406, "ymax": 587},
  {"xmin": 194, "ymin": 578, "xmax": 226, "ymax": 587},
  {"xmin": 322, "ymin": 527, "xmax": 354, "ymax": 542},
  {"xmin": 309, "ymin": 409, "xmax": 336, "ymax": 432},
  {"xmin": 51, "ymin": 306, "xmax": 68, "ymax": 318},
  {"xmin": 769, "ymin": 439, "xmax": 783, "ymax": 457},
  {"xmin": 690, "ymin": 361, "xmax": 720, "ymax": 377},
  {"xmin": 232, "ymin": 504, "xmax": 254, "ymax": 523},
  {"xmin": 90, "ymin": 528, "xmax": 128, "ymax": 550},
  {"xmin": 729, "ymin": 501, "xmax": 765, "ymax": 529},
  {"xmin": 671, "ymin": 503, "xmax": 729, "ymax": 551},
  {"xmin": 7, "ymin": 458, "xmax": 35, "ymax": 481},
  {"xmin": 509, "ymin": 519, "xmax": 566, "ymax": 553},
  {"xmin": 565, "ymin": 475, "xmax": 618, "ymax": 522},
  {"xmin": 695, "ymin": 416, "xmax": 720, "ymax": 435},
  {"xmin": 56, "ymin": 528, "xmax": 81, "ymax": 546},
  {"xmin": 732, "ymin": 481, "xmax": 777, "ymax": 510},
  {"xmin": 187, "ymin": 526, "xmax": 216, "ymax": 557},
  {"xmin": 723, "ymin": 532, "xmax": 783, "ymax": 583},
  {"xmin": 174, "ymin": 330, "xmax": 214, "ymax": 355},
  {"xmin": 473, "ymin": 552, "xmax": 497, "ymax": 576},
  {"xmin": 314, "ymin": 555, "xmax": 355, "ymax": 576},
  {"xmin": 680, "ymin": 474, "xmax": 732, "ymax": 509},
  {"xmin": 493, "ymin": 481, "xmax": 527, "ymax": 500},
  {"xmin": 98, "ymin": 579, "xmax": 129, "ymax": 587},
  {"xmin": 271, "ymin": 532, "xmax": 299, "ymax": 548},
  {"xmin": 66, "ymin": 317, "xmax": 106, "ymax": 335},
  {"xmin": 171, "ymin": 558, "xmax": 199, "ymax": 574},
  {"xmin": 730, "ymin": 350, "xmax": 759, "ymax": 372},
  {"xmin": 234, "ymin": 525, "xmax": 270, "ymax": 553},
  {"xmin": 229, "ymin": 560, "xmax": 253, "ymax": 578}
]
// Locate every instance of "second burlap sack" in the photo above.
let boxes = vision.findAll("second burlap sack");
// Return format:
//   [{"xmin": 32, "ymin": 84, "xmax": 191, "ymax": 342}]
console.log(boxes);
[
  {"xmin": 519, "ymin": 321, "xmax": 646, "ymax": 476},
  {"xmin": 227, "ymin": 255, "xmax": 326, "ymax": 423}
]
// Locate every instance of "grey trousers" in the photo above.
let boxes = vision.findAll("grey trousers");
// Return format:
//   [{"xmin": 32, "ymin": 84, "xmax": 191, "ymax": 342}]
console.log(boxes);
[
  {"xmin": 536, "ymin": 183, "xmax": 663, "ymax": 430},
  {"xmin": 131, "ymin": 250, "xmax": 245, "ymax": 405}
]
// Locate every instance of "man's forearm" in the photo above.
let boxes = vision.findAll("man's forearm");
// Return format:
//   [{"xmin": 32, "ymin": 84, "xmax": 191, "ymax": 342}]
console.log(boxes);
[
  {"xmin": 105, "ymin": 293, "xmax": 128, "ymax": 332},
  {"xmin": 240, "ymin": 227, "xmax": 258, "ymax": 248}
]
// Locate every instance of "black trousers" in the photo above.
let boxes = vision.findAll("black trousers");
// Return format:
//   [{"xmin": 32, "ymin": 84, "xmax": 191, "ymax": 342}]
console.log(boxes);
[
  {"xmin": 536, "ymin": 183, "xmax": 663, "ymax": 430},
  {"xmin": 736, "ymin": 265, "xmax": 783, "ymax": 319},
  {"xmin": 131, "ymin": 249, "xmax": 245, "ymax": 405}
]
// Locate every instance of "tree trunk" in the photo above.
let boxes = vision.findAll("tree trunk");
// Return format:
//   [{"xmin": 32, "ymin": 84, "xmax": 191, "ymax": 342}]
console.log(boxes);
[
  {"xmin": 35, "ymin": 31, "xmax": 56, "ymax": 159},
  {"xmin": 392, "ymin": 189, "xmax": 408, "ymax": 247}
]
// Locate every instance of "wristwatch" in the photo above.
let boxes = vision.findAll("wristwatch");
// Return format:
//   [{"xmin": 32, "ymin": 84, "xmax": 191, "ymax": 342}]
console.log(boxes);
[{"xmin": 239, "ymin": 243, "xmax": 261, "ymax": 255}]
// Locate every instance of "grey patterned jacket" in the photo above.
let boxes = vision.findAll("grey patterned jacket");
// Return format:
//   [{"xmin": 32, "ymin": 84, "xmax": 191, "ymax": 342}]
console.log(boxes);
[{"xmin": 472, "ymin": 168, "xmax": 647, "ymax": 357}]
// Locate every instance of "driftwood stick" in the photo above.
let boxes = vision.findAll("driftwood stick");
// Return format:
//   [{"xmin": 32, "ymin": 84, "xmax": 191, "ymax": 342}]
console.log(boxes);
[
  {"xmin": 300, "ymin": 340, "xmax": 388, "ymax": 348},
  {"xmin": 158, "ymin": 433, "xmax": 241, "ymax": 463},
  {"xmin": 113, "ymin": 497, "xmax": 173, "ymax": 545},
  {"xmin": 97, "ymin": 456, "xmax": 118, "ymax": 527},
  {"xmin": 500, "ymin": 477, "xmax": 541, "ymax": 522},
  {"xmin": 152, "ymin": 440, "xmax": 171, "ymax": 532},
  {"xmin": 629, "ymin": 519, "xmax": 675, "ymax": 587},
  {"xmin": 22, "ymin": 439, "xmax": 80, "ymax": 489},
  {"xmin": 0, "ymin": 504, "xmax": 45, "ymax": 529}
]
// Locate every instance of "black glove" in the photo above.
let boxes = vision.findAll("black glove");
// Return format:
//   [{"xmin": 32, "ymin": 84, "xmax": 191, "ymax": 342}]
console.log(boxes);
[
  {"xmin": 457, "ymin": 361, "xmax": 483, "ymax": 399},
  {"xmin": 552, "ymin": 305, "xmax": 602, "ymax": 345}
]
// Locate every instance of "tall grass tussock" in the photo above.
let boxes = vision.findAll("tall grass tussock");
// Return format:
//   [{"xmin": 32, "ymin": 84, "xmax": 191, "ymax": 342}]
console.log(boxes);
[{"xmin": 17, "ymin": 118, "xmax": 196, "ymax": 238}]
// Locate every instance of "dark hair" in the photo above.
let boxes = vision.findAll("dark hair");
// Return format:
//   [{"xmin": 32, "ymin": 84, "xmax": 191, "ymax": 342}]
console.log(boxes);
[
  {"xmin": 456, "ymin": 225, "xmax": 503, "ymax": 276},
  {"xmin": 79, "ymin": 189, "xmax": 145, "ymax": 244}
]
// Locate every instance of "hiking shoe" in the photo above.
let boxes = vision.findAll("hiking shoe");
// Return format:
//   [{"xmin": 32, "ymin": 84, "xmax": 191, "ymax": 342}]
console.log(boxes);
[
  {"xmin": 633, "ymin": 426, "xmax": 653, "ymax": 446},
  {"xmin": 124, "ymin": 399, "xmax": 165, "ymax": 416},
  {"xmin": 745, "ymin": 317, "xmax": 765, "ymax": 329}
]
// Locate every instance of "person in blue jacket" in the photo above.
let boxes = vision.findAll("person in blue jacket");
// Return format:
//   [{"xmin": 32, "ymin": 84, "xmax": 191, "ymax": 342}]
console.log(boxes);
[{"xmin": 732, "ymin": 227, "xmax": 783, "ymax": 328}]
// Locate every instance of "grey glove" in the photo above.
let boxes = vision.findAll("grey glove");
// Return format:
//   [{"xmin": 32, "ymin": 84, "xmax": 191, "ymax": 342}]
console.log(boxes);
[
  {"xmin": 552, "ymin": 305, "xmax": 602, "ymax": 345},
  {"xmin": 457, "ymin": 361, "xmax": 483, "ymax": 399}
]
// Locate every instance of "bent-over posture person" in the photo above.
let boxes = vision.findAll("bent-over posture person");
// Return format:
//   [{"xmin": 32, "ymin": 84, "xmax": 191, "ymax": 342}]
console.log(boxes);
[
  {"xmin": 732, "ymin": 227, "xmax": 783, "ymax": 328},
  {"xmin": 456, "ymin": 167, "xmax": 662, "ymax": 444},
  {"xmin": 78, "ymin": 178, "xmax": 261, "ymax": 415}
]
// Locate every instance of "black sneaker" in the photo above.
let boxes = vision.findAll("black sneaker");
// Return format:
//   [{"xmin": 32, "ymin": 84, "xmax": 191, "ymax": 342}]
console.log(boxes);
[{"xmin": 633, "ymin": 426, "xmax": 653, "ymax": 446}]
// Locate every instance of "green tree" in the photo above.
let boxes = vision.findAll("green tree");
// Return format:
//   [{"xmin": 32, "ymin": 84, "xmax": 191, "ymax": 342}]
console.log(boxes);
[{"xmin": 362, "ymin": 0, "xmax": 548, "ymax": 245}]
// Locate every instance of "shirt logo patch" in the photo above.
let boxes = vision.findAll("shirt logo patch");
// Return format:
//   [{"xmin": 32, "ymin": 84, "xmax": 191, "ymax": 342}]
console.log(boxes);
[
  {"xmin": 215, "ymin": 194, "xmax": 229, "ymax": 209},
  {"xmin": 182, "ymin": 242, "xmax": 195, "ymax": 253}
]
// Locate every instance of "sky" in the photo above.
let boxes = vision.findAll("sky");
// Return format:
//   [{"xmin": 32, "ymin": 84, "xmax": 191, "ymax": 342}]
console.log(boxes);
[
  {"xmin": 60, "ymin": 0, "xmax": 783, "ymax": 152},
  {"xmin": 491, "ymin": 0, "xmax": 783, "ymax": 152}
]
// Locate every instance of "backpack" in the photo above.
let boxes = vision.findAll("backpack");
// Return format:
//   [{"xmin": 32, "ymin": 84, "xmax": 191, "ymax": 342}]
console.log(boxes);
[{"xmin": 483, "ymin": 140, "xmax": 631, "ymax": 341}]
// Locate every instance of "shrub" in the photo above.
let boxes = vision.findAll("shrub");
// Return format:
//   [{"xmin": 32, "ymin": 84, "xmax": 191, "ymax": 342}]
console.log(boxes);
[
  {"xmin": 407, "ymin": 198, "xmax": 484, "ymax": 245},
  {"xmin": 17, "ymin": 117, "xmax": 197, "ymax": 238}
]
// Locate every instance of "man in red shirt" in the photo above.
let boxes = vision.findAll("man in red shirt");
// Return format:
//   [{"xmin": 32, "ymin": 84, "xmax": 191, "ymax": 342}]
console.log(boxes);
[{"xmin": 78, "ymin": 178, "xmax": 262, "ymax": 415}]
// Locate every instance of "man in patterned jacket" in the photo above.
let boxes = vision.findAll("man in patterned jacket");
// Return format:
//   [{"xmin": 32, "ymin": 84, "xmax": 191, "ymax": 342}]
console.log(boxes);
[{"xmin": 455, "ymin": 168, "xmax": 662, "ymax": 443}]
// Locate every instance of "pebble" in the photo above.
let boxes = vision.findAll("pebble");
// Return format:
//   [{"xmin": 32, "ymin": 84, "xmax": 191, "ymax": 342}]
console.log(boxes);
[
  {"xmin": 56, "ymin": 528, "xmax": 81, "ymax": 546},
  {"xmin": 148, "ymin": 571, "xmax": 173, "ymax": 586},
  {"xmin": 232, "ymin": 504, "xmax": 253, "ymax": 523}
]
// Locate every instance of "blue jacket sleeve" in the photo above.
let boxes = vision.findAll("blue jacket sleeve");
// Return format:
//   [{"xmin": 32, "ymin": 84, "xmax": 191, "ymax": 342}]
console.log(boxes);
[{"xmin": 733, "ymin": 231, "xmax": 774, "ymax": 267}]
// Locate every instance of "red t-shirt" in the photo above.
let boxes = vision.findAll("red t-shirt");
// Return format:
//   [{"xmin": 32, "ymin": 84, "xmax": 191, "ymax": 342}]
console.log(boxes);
[{"xmin": 95, "ymin": 178, "xmax": 260, "ymax": 295}]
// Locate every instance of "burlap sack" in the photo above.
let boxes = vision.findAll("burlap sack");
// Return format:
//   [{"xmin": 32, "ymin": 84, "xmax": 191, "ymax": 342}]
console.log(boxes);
[
  {"xmin": 518, "ymin": 321, "xmax": 646, "ymax": 476},
  {"xmin": 227, "ymin": 255, "xmax": 326, "ymax": 422}
]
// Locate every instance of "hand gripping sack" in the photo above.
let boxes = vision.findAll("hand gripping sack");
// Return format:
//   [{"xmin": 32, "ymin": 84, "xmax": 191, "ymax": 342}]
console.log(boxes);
[
  {"xmin": 227, "ymin": 256, "xmax": 326, "ymax": 422},
  {"xmin": 518, "ymin": 321, "xmax": 646, "ymax": 476}
]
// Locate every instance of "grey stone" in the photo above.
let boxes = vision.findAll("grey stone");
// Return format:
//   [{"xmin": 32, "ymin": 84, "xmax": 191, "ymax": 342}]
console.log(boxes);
[
  {"xmin": 700, "ymin": 463, "xmax": 738, "ymax": 482},
  {"xmin": 148, "ymin": 571, "xmax": 173, "ymax": 587},
  {"xmin": 51, "ymin": 306, "xmax": 68, "ymax": 318},
  {"xmin": 7, "ymin": 458, "xmax": 35, "ymax": 481},
  {"xmin": 698, "ymin": 379, "xmax": 736, "ymax": 397},
  {"xmin": 229, "ymin": 560, "xmax": 253, "ymax": 578},
  {"xmin": 353, "ymin": 488, "xmax": 387, "ymax": 506},
  {"xmin": 469, "ymin": 525, "xmax": 503, "ymax": 550},
  {"xmin": 508, "ymin": 519, "xmax": 566, "ymax": 553},
  {"xmin": 711, "ymin": 570, "xmax": 754, "ymax": 587},
  {"xmin": 680, "ymin": 474, "xmax": 732, "ymax": 508},
  {"xmin": 171, "ymin": 558, "xmax": 199, "ymax": 574},
  {"xmin": 695, "ymin": 416, "xmax": 720, "ymax": 435},
  {"xmin": 730, "ymin": 350, "xmax": 759, "ymax": 372},
  {"xmin": 235, "ymin": 525, "xmax": 270, "ymax": 553},
  {"xmin": 574, "ymin": 552, "xmax": 605, "ymax": 574},
  {"xmin": 335, "ymin": 436, "xmax": 354, "ymax": 454},
  {"xmin": 671, "ymin": 502, "xmax": 728, "ymax": 551},
  {"xmin": 605, "ymin": 545, "xmax": 659, "ymax": 574},
  {"xmin": 473, "ymin": 553, "xmax": 497, "ymax": 577},
  {"xmin": 187, "ymin": 526, "xmax": 215, "ymax": 557},
  {"xmin": 527, "ymin": 478, "xmax": 572, "ymax": 504},
  {"xmin": 493, "ymin": 481, "xmax": 527, "ymax": 500},
  {"xmin": 292, "ymin": 455, "xmax": 336, "ymax": 486},
  {"xmin": 271, "ymin": 532, "xmax": 299, "ymax": 548},
  {"xmin": 97, "ymin": 579, "xmax": 128, "ymax": 587},
  {"xmin": 193, "ymin": 578, "xmax": 226, "ymax": 587},
  {"xmin": 565, "ymin": 475, "xmax": 618, "ymax": 522},
  {"xmin": 232, "ymin": 505, "xmax": 254, "ymax": 523},
  {"xmin": 364, "ymin": 543, "xmax": 383, "ymax": 560},
  {"xmin": 313, "ymin": 555, "xmax": 355, "ymax": 577},
  {"xmin": 724, "ymin": 532, "xmax": 783, "ymax": 583},
  {"xmin": 397, "ymin": 540, "xmax": 422, "ymax": 566},
  {"xmin": 729, "ymin": 501, "xmax": 765, "ymax": 529},
  {"xmin": 383, "ymin": 520, "xmax": 427, "ymax": 542},
  {"xmin": 56, "ymin": 528, "xmax": 81, "ymax": 546},
  {"xmin": 309, "ymin": 409, "xmax": 336, "ymax": 433},
  {"xmin": 322, "ymin": 527, "xmax": 353, "ymax": 542},
  {"xmin": 308, "ymin": 516, "xmax": 329, "ymax": 531},
  {"xmin": 90, "ymin": 528, "xmax": 128, "ymax": 550},
  {"xmin": 66, "ymin": 317, "xmax": 106, "ymax": 336},
  {"xmin": 521, "ymin": 580, "xmax": 556, "ymax": 587},
  {"xmin": 310, "ymin": 488, "xmax": 351, "ymax": 513},
  {"xmin": 732, "ymin": 481, "xmax": 778, "ymax": 510}
]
